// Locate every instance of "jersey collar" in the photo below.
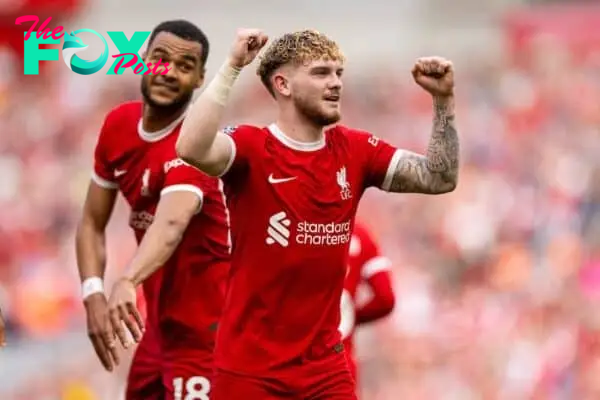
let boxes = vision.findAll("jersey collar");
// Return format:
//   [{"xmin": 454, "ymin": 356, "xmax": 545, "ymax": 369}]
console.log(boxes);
[
  {"xmin": 268, "ymin": 123, "xmax": 326, "ymax": 152},
  {"xmin": 137, "ymin": 110, "xmax": 187, "ymax": 143}
]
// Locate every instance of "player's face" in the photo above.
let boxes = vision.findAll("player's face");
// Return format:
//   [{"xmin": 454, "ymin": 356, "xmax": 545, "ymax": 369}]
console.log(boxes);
[
  {"xmin": 290, "ymin": 58, "xmax": 343, "ymax": 126},
  {"xmin": 141, "ymin": 32, "xmax": 205, "ymax": 112}
]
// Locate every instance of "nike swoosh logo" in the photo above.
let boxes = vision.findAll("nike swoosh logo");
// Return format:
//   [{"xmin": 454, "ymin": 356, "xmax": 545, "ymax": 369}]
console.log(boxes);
[
  {"xmin": 268, "ymin": 174, "xmax": 296, "ymax": 184},
  {"xmin": 114, "ymin": 169, "xmax": 127, "ymax": 177}
]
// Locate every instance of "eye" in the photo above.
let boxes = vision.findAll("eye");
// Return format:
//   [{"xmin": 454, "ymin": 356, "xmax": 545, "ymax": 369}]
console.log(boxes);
[{"xmin": 178, "ymin": 63, "xmax": 193, "ymax": 72}]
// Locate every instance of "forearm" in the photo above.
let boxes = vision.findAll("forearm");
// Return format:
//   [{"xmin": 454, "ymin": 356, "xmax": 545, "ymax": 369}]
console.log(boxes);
[
  {"xmin": 389, "ymin": 95, "xmax": 459, "ymax": 194},
  {"xmin": 75, "ymin": 222, "xmax": 108, "ymax": 281},
  {"xmin": 178, "ymin": 61, "xmax": 240, "ymax": 173},
  {"xmin": 123, "ymin": 220, "xmax": 186, "ymax": 286}
]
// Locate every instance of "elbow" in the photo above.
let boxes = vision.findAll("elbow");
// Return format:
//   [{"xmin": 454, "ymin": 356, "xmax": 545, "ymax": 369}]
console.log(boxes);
[
  {"xmin": 430, "ymin": 176, "xmax": 457, "ymax": 194},
  {"xmin": 157, "ymin": 218, "xmax": 188, "ymax": 248},
  {"xmin": 381, "ymin": 292, "xmax": 396, "ymax": 317},
  {"xmin": 176, "ymin": 141, "xmax": 205, "ymax": 172},
  {"xmin": 441, "ymin": 180, "xmax": 458, "ymax": 193},
  {"xmin": 175, "ymin": 137, "xmax": 195, "ymax": 165}
]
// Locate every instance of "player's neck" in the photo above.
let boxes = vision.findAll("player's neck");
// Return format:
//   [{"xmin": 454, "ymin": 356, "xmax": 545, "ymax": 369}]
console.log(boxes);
[
  {"xmin": 275, "ymin": 111, "xmax": 324, "ymax": 144},
  {"xmin": 142, "ymin": 105, "xmax": 186, "ymax": 132}
]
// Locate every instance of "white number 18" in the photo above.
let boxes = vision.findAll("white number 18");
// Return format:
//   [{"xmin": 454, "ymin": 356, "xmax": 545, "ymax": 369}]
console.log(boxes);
[{"xmin": 173, "ymin": 376, "xmax": 210, "ymax": 400}]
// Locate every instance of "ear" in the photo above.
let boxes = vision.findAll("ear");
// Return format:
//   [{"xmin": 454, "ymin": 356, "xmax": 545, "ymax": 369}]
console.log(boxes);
[
  {"xmin": 272, "ymin": 72, "xmax": 291, "ymax": 97},
  {"xmin": 142, "ymin": 51, "xmax": 147, "ymax": 62}
]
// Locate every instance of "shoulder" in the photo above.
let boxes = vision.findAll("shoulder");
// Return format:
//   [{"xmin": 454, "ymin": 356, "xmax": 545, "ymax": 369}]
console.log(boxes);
[
  {"xmin": 222, "ymin": 124, "xmax": 269, "ymax": 152},
  {"xmin": 222, "ymin": 124, "xmax": 265, "ymax": 137},
  {"xmin": 104, "ymin": 101, "xmax": 142, "ymax": 125},
  {"xmin": 327, "ymin": 125, "xmax": 380, "ymax": 147},
  {"xmin": 99, "ymin": 101, "xmax": 142, "ymax": 144}
]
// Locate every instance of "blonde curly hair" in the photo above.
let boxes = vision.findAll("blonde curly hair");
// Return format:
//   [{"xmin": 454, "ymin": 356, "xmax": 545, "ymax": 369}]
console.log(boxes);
[{"xmin": 257, "ymin": 30, "xmax": 345, "ymax": 96}]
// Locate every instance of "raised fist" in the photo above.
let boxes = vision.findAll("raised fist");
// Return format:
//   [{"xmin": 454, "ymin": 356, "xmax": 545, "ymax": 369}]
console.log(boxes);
[
  {"xmin": 411, "ymin": 56, "xmax": 454, "ymax": 97},
  {"xmin": 227, "ymin": 28, "xmax": 269, "ymax": 68}
]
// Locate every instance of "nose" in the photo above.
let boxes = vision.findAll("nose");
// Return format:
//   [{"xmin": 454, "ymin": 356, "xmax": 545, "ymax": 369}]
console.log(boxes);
[
  {"xmin": 155, "ymin": 61, "xmax": 177, "ymax": 81},
  {"xmin": 330, "ymin": 72, "xmax": 342, "ymax": 89}
]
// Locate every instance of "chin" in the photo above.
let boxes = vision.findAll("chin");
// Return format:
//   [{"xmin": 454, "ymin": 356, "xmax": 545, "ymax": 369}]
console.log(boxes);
[
  {"xmin": 322, "ymin": 111, "xmax": 341, "ymax": 125},
  {"xmin": 152, "ymin": 97, "xmax": 176, "ymax": 106}
]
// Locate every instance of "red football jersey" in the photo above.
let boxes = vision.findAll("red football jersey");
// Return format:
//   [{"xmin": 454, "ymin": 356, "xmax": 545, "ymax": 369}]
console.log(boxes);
[
  {"xmin": 214, "ymin": 123, "xmax": 401, "ymax": 375},
  {"xmin": 92, "ymin": 101, "xmax": 230, "ymax": 353},
  {"xmin": 339, "ymin": 223, "xmax": 393, "ymax": 378}
]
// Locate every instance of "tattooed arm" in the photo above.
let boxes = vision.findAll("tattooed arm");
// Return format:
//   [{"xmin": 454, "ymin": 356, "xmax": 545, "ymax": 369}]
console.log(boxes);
[{"xmin": 388, "ymin": 95, "xmax": 459, "ymax": 194}]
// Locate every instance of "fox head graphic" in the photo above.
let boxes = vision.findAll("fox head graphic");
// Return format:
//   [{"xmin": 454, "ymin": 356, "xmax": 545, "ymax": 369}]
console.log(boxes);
[{"xmin": 61, "ymin": 29, "xmax": 109, "ymax": 75}]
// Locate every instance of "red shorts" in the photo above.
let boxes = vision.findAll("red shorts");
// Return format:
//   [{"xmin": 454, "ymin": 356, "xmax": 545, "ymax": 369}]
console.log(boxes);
[
  {"xmin": 212, "ymin": 348, "xmax": 357, "ymax": 399},
  {"xmin": 126, "ymin": 328, "xmax": 163, "ymax": 400},
  {"xmin": 126, "ymin": 329, "xmax": 214, "ymax": 400}
]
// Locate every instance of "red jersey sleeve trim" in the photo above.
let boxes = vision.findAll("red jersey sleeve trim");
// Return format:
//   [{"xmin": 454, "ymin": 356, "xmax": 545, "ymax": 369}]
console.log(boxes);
[
  {"xmin": 160, "ymin": 184, "xmax": 204, "ymax": 214},
  {"xmin": 361, "ymin": 256, "xmax": 392, "ymax": 279},
  {"xmin": 380, "ymin": 149, "xmax": 405, "ymax": 191},
  {"xmin": 217, "ymin": 134, "xmax": 237, "ymax": 178},
  {"xmin": 91, "ymin": 171, "xmax": 118, "ymax": 189}
]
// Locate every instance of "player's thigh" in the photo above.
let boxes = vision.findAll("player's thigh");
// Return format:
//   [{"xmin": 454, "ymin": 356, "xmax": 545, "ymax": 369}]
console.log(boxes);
[
  {"xmin": 304, "ymin": 370, "xmax": 357, "ymax": 400},
  {"xmin": 126, "ymin": 333, "xmax": 164, "ymax": 400},
  {"xmin": 211, "ymin": 369, "xmax": 287, "ymax": 400},
  {"xmin": 302, "ymin": 351, "xmax": 357, "ymax": 400},
  {"xmin": 126, "ymin": 351, "xmax": 164, "ymax": 399},
  {"xmin": 163, "ymin": 356, "xmax": 213, "ymax": 400}
]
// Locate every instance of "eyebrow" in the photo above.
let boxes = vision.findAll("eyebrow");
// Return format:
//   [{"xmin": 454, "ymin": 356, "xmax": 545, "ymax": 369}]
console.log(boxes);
[
  {"xmin": 152, "ymin": 47, "xmax": 198, "ymax": 64},
  {"xmin": 181, "ymin": 54, "xmax": 199, "ymax": 64}
]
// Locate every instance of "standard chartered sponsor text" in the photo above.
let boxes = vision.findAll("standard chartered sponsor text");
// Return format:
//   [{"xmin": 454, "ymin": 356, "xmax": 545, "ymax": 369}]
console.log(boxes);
[{"xmin": 296, "ymin": 220, "xmax": 351, "ymax": 246}]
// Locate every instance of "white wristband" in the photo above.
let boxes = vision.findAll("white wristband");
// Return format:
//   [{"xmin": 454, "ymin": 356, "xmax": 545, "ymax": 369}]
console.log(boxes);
[
  {"xmin": 82, "ymin": 277, "xmax": 104, "ymax": 300},
  {"xmin": 204, "ymin": 62, "xmax": 241, "ymax": 106}
]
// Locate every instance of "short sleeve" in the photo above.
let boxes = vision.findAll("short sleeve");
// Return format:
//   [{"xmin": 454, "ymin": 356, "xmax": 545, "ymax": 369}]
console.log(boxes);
[
  {"xmin": 92, "ymin": 114, "xmax": 118, "ymax": 190},
  {"xmin": 161, "ymin": 158, "xmax": 209, "ymax": 213},
  {"xmin": 355, "ymin": 131, "xmax": 403, "ymax": 191},
  {"xmin": 356, "ymin": 228, "xmax": 392, "ymax": 280},
  {"xmin": 218, "ymin": 125, "xmax": 259, "ymax": 183}
]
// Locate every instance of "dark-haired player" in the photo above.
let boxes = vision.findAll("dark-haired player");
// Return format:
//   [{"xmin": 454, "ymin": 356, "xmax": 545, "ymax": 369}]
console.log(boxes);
[
  {"xmin": 75, "ymin": 20, "xmax": 229, "ymax": 400},
  {"xmin": 176, "ymin": 29, "xmax": 459, "ymax": 399}
]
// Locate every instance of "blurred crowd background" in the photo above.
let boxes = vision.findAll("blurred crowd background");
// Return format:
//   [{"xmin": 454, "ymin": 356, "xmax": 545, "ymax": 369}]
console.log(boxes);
[{"xmin": 1, "ymin": 0, "xmax": 600, "ymax": 399}]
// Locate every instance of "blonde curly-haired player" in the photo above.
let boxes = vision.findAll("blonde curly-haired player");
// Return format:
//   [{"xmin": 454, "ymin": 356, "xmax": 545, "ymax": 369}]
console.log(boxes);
[{"xmin": 177, "ymin": 28, "xmax": 459, "ymax": 399}]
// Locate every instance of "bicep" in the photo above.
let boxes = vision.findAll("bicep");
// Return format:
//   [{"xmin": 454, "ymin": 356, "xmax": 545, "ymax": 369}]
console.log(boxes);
[
  {"xmin": 383, "ymin": 150, "xmax": 435, "ymax": 194},
  {"xmin": 385, "ymin": 150, "xmax": 457, "ymax": 194},
  {"xmin": 81, "ymin": 180, "xmax": 118, "ymax": 229},
  {"xmin": 177, "ymin": 131, "xmax": 235, "ymax": 177}
]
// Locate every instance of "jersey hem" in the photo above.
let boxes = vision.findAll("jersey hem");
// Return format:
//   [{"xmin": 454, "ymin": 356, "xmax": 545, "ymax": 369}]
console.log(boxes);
[
  {"xmin": 91, "ymin": 171, "xmax": 118, "ymax": 189},
  {"xmin": 361, "ymin": 256, "xmax": 392, "ymax": 279},
  {"xmin": 380, "ymin": 149, "xmax": 404, "ymax": 191},
  {"xmin": 160, "ymin": 184, "xmax": 204, "ymax": 214}
]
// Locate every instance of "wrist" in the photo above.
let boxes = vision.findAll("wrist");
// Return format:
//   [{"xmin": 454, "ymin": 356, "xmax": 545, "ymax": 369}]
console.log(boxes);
[
  {"xmin": 204, "ymin": 60, "xmax": 242, "ymax": 106},
  {"xmin": 81, "ymin": 276, "xmax": 104, "ymax": 300},
  {"xmin": 433, "ymin": 95, "xmax": 455, "ymax": 115},
  {"xmin": 121, "ymin": 273, "xmax": 139, "ymax": 287},
  {"xmin": 225, "ymin": 57, "xmax": 244, "ymax": 71}
]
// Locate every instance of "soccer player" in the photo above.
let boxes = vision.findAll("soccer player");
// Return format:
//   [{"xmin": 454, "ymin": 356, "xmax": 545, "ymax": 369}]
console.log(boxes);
[
  {"xmin": 339, "ymin": 222, "xmax": 395, "ymax": 386},
  {"xmin": 176, "ymin": 29, "xmax": 459, "ymax": 399},
  {"xmin": 75, "ymin": 20, "xmax": 230, "ymax": 400}
]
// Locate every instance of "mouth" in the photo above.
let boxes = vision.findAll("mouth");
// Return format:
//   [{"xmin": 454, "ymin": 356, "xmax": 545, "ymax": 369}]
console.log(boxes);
[
  {"xmin": 152, "ymin": 81, "xmax": 179, "ymax": 93},
  {"xmin": 323, "ymin": 94, "xmax": 340, "ymax": 102}
]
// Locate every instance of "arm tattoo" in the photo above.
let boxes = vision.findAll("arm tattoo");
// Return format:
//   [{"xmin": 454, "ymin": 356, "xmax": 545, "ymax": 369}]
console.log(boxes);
[{"xmin": 389, "ymin": 96, "xmax": 459, "ymax": 194}]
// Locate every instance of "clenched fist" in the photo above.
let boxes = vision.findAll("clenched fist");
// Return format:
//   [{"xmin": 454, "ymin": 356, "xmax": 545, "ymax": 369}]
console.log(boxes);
[
  {"xmin": 411, "ymin": 57, "xmax": 454, "ymax": 97},
  {"xmin": 227, "ymin": 29, "xmax": 269, "ymax": 69}
]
